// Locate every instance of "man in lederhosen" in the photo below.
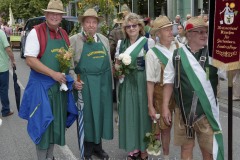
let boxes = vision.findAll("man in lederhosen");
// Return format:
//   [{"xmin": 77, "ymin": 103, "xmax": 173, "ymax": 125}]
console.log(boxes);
[
  {"xmin": 162, "ymin": 17, "xmax": 224, "ymax": 160},
  {"xmin": 70, "ymin": 8, "xmax": 113, "ymax": 160},
  {"xmin": 146, "ymin": 15, "xmax": 180, "ymax": 160}
]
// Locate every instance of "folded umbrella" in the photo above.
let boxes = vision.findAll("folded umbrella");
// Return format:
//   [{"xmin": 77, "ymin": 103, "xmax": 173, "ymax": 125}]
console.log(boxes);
[
  {"xmin": 13, "ymin": 66, "xmax": 21, "ymax": 111},
  {"xmin": 76, "ymin": 75, "xmax": 84, "ymax": 159}
]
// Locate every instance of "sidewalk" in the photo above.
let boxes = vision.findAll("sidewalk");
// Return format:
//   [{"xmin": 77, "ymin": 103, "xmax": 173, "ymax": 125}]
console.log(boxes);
[{"xmin": 218, "ymin": 80, "xmax": 240, "ymax": 117}]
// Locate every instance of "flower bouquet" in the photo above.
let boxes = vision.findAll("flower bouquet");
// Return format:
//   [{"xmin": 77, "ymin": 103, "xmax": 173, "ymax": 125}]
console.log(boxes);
[
  {"xmin": 144, "ymin": 114, "xmax": 161, "ymax": 156},
  {"xmin": 114, "ymin": 53, "xmax": 135, "ymax": 83},
  {"xmin": 82, "ymin": 32, "xmax": 95, "ymax": 43},
  {"xmin": 56, "ymin": 46, "xmax": 73, "ymax": 91}
]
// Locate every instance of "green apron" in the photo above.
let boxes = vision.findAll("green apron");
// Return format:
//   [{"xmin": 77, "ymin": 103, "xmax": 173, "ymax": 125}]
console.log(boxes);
[
  {"xmin": 75, "ymin": 37, "xmax": 113, "ymax": 143},
  {"xmin": 37, "ymin": 27, "xmax": 68, "ymax": 149}
]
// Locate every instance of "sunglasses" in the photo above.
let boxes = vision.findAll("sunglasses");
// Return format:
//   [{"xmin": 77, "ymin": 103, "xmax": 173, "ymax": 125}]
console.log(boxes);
[
  {"xmin": 125, "ymin": 24, "xmax": 139, "ymax": 29},
  {"xmin": 190, "ymin": 30, "xmax": 208, "ymax": 35}
]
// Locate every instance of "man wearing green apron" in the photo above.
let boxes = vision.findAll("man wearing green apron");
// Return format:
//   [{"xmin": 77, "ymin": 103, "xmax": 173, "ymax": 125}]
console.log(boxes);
[
  {"xmin": 20, "ymin": 0, "xmax": 81, "ymax": 159},
  {"xmin": 70, "ymin": 8, "xmax": 113, "ymax": 160}
]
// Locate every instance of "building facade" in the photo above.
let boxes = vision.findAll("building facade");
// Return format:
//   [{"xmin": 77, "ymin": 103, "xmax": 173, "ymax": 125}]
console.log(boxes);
[
  {"xmin": 167, "ymin": 0, "xmax": 209, "ymax": 21},
  {"xmin": 68, "ymin": 0, "xmax": 209, "ymax": 21}
]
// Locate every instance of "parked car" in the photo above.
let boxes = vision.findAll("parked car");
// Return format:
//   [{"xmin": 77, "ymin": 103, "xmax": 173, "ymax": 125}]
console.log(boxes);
[{"xmin": 20, "ymin": 16, "xmax": 78, "ymax": 58}]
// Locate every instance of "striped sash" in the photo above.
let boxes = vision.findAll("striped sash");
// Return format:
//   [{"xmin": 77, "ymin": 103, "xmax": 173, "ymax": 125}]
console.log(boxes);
[{"xmin": 179, "ymin": 45, "xmax": 224, "ymax": 160}]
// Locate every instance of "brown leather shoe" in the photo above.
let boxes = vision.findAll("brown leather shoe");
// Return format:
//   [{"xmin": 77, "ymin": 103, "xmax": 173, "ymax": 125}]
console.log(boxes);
[{"xmin": 2, "ymin": 111, "xmax": 14, "ymax": 117}]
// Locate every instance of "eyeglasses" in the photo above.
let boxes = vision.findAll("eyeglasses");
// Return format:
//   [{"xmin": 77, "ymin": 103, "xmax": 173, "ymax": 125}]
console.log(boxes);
[
  {"xmin": 125, "ymin": 24, "xmax": 139, "ymax": 29},
  {"xmin": 190, "ymin": 30, "xmax": 208, "ymax": 35}
]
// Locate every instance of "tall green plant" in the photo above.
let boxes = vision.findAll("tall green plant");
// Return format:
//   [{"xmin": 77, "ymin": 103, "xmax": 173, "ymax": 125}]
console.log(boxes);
[{"xmin": 0, "ymin": 0, "xmax": 71, "ymax": 21}]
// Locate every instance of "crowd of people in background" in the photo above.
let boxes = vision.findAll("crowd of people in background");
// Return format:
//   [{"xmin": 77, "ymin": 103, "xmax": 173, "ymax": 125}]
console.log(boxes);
[
  {"xmin": 0, "ymin": 21, "xmax": 24, "ymax": 34},
  {"xmin": 1, "ymin": 1, "xmax": 240, "ymax": 160}
]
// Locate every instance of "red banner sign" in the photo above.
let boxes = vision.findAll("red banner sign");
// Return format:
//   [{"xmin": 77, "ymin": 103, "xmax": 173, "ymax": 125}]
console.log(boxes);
[{"xmin": 212, "ymin": 1, "xmax": 240, "ymax": 70}]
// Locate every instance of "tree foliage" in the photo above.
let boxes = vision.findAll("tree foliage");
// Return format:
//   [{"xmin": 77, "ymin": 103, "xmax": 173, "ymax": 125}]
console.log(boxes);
[
  {"xmin": 77, "ymin": 0, "xmax": 116, "ymax": 36},
  {"xmin": 0, "ymin": 0, "xmax": 119, "ymax": 36},
  {"xmin": 0, "ymin": 0, "xmax": 71, "ymax": 22},
  {"xmin": 77, "ymin": 0, "xmax": 115, "ymax": 15}
]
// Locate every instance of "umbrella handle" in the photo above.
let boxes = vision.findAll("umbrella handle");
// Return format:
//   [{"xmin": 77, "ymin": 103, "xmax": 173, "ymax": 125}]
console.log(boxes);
[
  {"xmin": 13, "ymin": 66, "xmax": 16, "ymax": 71},
  {"xmin": 77, "ymin": 74, "xmax": 81, "ymax": 82}
]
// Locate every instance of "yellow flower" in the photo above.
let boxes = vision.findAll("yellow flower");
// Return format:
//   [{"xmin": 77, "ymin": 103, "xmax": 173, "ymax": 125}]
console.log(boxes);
[
  {"xmin": 58, "ymin": 48, "xmax": 65, "ymax": 54},
  {"xmin": 63, "ymin": 52, "xmax": 72, "ymax": 60},
  {"xmin": 56, "ymin": 46, "xmax": 74, "ymax": 73}
]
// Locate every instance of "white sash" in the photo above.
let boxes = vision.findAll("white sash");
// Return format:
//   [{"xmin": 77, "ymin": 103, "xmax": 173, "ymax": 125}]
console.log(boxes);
[
  {"xmin": 154, "ymin": 45, "xmax": 172, "ymax": 60},
  {"xmin": 122, "ymin": 37, "xmax": 146, "ymax": 55}
]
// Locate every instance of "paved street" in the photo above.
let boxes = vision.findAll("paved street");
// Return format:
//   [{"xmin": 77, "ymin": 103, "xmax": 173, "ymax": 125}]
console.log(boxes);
[{"xmin": 0, "ymin": 50, "xmax": 240, "ymax": 160}]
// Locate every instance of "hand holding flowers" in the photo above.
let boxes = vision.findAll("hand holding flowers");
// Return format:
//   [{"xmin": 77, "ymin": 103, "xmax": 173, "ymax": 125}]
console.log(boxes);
[
  {"xmin": 144, "ymin": 114, "xmax": 161, "ymax": 156},
  {"xmin": 56, "ymin": 46, "xmax": 73, "ymax": 91},
  {"xmin": 114, "ymin": 53, "xmax": 135, "ymax": 83}
]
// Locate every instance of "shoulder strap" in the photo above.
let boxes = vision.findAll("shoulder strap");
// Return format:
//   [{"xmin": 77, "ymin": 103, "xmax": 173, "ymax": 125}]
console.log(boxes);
[
  {"xmin": 96, "ymin": 34, "xmax": 108, "ymax": 54},
  {"xmin": 59, "ymin": 29, "xmax": 68, "ymax": 48},
  {"xmin": 175, "ymin": 41, "xmax": 179, "ymax": 49},
  {"xmin": 174, "ymin": 49, "xmax": 181, "ymax": 88},
  {"xmin": 36, "ymin": 23, "xmax": 46, "ymax": 59},
  {"xmin": 144, "ymin": 40, "xmax": 149, "ymax": 52},
  {"xmin": 199, "ymin": 46, "xmax": 208, "ymax": 68},
  {"xmin": 174, "ymin": 49, "xmax": 188, "ymax": 126}
]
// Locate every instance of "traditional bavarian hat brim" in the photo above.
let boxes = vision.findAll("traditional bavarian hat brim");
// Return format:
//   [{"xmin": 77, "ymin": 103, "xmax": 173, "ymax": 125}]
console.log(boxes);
[
  {"xmin": 42, "ymin": 0, "xmax": 66, "ymax": 14},
  {"xmin": 150, "ymin": 15, "xmax": 173, "ymax": 35},
  {"xmin": 78, "ymin": 8, "xmax": 103, "ymax": 22}
]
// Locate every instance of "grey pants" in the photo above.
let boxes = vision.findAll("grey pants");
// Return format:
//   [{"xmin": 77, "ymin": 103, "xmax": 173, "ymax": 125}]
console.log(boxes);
[{"xmin": 36, "ymin": 144, "xmax": 54, "ymax": 160}]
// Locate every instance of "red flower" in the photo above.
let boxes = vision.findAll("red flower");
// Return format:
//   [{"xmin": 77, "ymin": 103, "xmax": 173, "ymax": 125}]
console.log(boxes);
[{"xmin": 185, "ymin": 23, "xmax": 194, "ymax": 31}]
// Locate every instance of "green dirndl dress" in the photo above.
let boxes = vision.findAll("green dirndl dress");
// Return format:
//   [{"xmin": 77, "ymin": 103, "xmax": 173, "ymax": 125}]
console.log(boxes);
[{"xmin": 118, "ymin": 39, "xmax": 151, "ymax": 152}]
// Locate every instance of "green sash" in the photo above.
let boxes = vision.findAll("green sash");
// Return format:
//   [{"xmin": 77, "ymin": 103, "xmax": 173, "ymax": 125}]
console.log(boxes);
[
  {"xmin": 121, "ymin": 37, "xmax": 147, "ymax": 64},
  {"xmin": 179, "ymin": 45, "xmax": 224, "ymax": 160},
  {"xmin": 151, "ymin": 45, "xmax": 172, "ymax": 66}
]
